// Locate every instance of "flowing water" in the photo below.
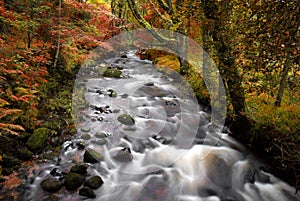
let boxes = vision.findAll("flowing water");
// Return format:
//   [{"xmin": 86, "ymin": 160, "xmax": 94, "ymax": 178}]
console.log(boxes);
[{"xmin": 24, "ymin": 52, "xmax": 299, "ymax": 201}]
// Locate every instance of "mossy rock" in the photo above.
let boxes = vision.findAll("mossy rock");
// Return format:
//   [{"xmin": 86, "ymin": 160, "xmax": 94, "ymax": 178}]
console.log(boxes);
[
  {"xmin": 79, "ymin": 187, "xmax": 96, "ymax": 198},
  {"xmin": 117, "ymin": 114, "xmax": 135, "ymax": 126},
  {"xmin": 64, "ymin": 173, "xmax": 86, "ymax": 191},
  {"xmin": 102, "ymin": 68, "xmax": 122, "ymax": 78},
  {"xmin": 83, "ymin": 148, "xmax": 104, "ymax": 163},
  {"xmin": 84, "ymin": 176, "xmax": 103, "ymax": 189},
  {"xmin": 26, "ymin": 128, "xmax": 51, "ymax": 152},
  {"xmin": 40, "ymin": 178, "xmax": 63, "ymax": 192},
  {"xmin": 16, "ymin": 148, "xmax": 33, "ymax": 161},
  {"xmin": 70, "ymin": 164, "xmax": 88, "ymax": 175}
]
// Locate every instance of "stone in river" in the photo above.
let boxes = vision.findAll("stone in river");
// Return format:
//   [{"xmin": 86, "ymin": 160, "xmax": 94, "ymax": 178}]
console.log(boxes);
[
  {"xmin": 84, "ymin": 176, "xmax": 104, "ymax": 189},
  {"xmin": 83, "ymin": 148, "xmax": 104, "ymax": 163},
  {"xmin": 117, "ymin": 114, "xmax": 135, "ymax": 126},
  {"xmin": 64, "ymin": 173, "xmax": 86, "ymax": 191},
  {"xmin": 95, "ymin": 132, "xmax": 107, "ymax": 138},
  {"xmin": 95, "ymin": 139, "xmax": 107, "ymax": 145},
  {"xmin": 79, "ymin": 187, "xmax": 96, "ymax": 198},
  {"xmin": 70, "ymin": 164, "xmax": 88, "ymax": 175},
  {"xmin": 81, "ymin": 134, "xmax": 91, "ymax": 140},
  {"xmin": 40, "ymin": 178, "xmax": 63, "ymax": 192},
  {"xmin": 113, "ymin": 147, "xmax": 133, "ymax": 162}
]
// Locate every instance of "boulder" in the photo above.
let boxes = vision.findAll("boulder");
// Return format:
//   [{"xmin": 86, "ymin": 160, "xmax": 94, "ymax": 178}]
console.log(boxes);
[
  {"xmin": 64, "ymin": 173, "xmax": 86, "ymax": 191},
  {"xmin": 117, "ymin": 114, "xmax": 135, "ymax": 126},
  {"xmin": 79, "ymin": 187, "xmax": 96, "ymax": 199},
  {"xmin": 94, "ymin": 139, "xmax": 107, "ymax": 145},
  {"xmin": 26, "ymin": 128, "xmax": 51, "ymax": 152},
  {"xmin": 17, "ymin": 148, "xmax": 33, "ymax": 160},
  {"xmin": 83, "ymin": 148, "xmax": 104, "ymax": 163},
  {"xmin": 103, "ymin": 68, "xmax": 122, "ymax": 78},
  {"xmin": 70, "ymin": 164, "xmax": 88, "ymax": 175},
  {"xmin": 113, "ymin": 148, "xmax": 133, "ymax": 162},
  {"xmin": 84, "ymin": 176, "xmax": 103, "ymax": 189},
  {"xmin": 81, "ymin": 134, "xmax": 91, "ymax": 140},
  {"xmin": 40, "ymin": 178, "xmax": 63, "ymax": 192}
]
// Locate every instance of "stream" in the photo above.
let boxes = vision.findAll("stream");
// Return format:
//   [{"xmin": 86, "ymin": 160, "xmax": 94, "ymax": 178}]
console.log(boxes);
[{"xmin": 23, "ymin": 51, "xmax": 299, "ymax": 201}]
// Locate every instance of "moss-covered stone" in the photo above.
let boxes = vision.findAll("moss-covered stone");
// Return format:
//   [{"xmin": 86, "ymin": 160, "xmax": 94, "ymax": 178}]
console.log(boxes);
[
  {"xmin": 16, "ymin": 148, "xmax": 33, "ymax": 161},
  {"xmin": 83, "ymin": 148, "xmax": 104, "ymax": 163},
  {"xmin": 79, "ymin": 187, "xmax": 96, "ymax": 198},
  {"xmin": 102, "ymin": 68, "xmax": 122, "ymax": 78},
  {"xmin": 40, "ymin": 178, "xmax": 63, "ymax": 192},
  {"xmin": 70, "ymin": 164, "xmax": 88, "ymax": 175},
  {"xmin": 117, "ymin": 114, "xmax": 135, "ymax": 126},
  {"xmin": 64, "ymin": 173, "xmax": 86, "ymax": 191},
  {"xmin": 26, "ymin": 128, "xmax": 51, "ymax": 152},
  {"xmin": 84, "ymin": 176, "xmax": 103, "ymax": 189}
]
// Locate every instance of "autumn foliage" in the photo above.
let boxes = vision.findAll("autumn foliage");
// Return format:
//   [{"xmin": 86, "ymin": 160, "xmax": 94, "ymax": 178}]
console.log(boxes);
[{"xmin": 0, "ymin": 0, "xmax": 119, "ymax": 135}]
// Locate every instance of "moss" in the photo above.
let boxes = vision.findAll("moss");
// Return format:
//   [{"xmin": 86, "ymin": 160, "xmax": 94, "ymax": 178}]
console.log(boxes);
[
  {"xmin": 26, "ymin": 128, "xmax": 51, "ymax": 153},
  {"xmin": 102, "ymin": 68, "xmax": 122, "ymax": 78}
]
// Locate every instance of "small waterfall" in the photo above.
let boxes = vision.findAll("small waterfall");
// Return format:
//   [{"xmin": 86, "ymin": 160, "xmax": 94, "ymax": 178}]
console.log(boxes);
[{"xmin": 24, "ymin": 51, "xmax": 299, "ymax": 201}]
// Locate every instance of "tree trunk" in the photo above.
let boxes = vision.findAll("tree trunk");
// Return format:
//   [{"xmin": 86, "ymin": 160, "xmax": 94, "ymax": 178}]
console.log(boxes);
[{"xmin": 275, "ymin": 58, "xmax": 291, "ymax": 107}]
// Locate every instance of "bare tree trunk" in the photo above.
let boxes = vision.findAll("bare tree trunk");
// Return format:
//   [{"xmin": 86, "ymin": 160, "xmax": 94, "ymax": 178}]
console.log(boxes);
[
  {"xmin": 275, "ymin": 58, "xmax": 292, "ymax": 106},
  {"xmin": 53, "ymin": 0, "xmax": 62, "ymax": 68}
]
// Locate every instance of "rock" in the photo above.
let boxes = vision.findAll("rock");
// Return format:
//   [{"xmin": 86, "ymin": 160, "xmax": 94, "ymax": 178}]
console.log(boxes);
[
  {"xmin": 95, "ymin": 132, "xmax": 107, "ymax": 138},
  {"xmin": 17, "ymin": 148, "xmax": 33, "ymax": 160},
  {"xmin": 70, "ymin": 164, "xmax": 88, "ymax": 175},
  {"xmin": 83, "ymin": 148, "xmax": 104, "ymax": 163},
  {"xmin": 79, "ymin": 187, "xmax": 96, "ymax": 199},
  {"xmin": 26, "ymin": 128, "xmax": 51, "ymax": 152},
  {"xmin": 81, "ymin": 134, "xmax": 91, "ymax": 140},
  {"xmin": 76, "ymin": 142, "xmax": 86, "ymax": 150},
  {"xmin": 107, "ymin": 89, "xmax": 117, "ymax": 98},
  {"xmin": 112, "ymin": 109, "xmax": 120, "ymax": 113},
  {"xmin": 117, "ymin": 114, "xmax": 135, "ymax": 126},
  {"xmin": 120, "ymin": 93, "xmax": 128, "ymax": 98},
  {"xmin": 94, "ymin": 139, "xmax": 107, "ymax": 145},
  {"xmin": 144, "ymin": 82, "xmax": 154, "ymax": 86},
  {"xmin": 120, "ymin": 54, "xmax": 127, "ymax": 58},
  {"xmin": 40, "ymin": 178, "xmax": 63, "ymax": 192},
  {"xmin": 103, "ymin": 68, "xmax": 122, "ymax": 78},
  {"xmin": 80, "ymin": 127, "xmax": 90, "ymax": 132},
  {"xmin": 113, "ymin": 147, "xmax": 133, "ymax": 162},
  {"xmin": 64, "ymin": 173, "xmax": 86, "ymax": 191},
  {"xmin": 84, "ymin": 176, "xmax": 104, "ymax": 189}
]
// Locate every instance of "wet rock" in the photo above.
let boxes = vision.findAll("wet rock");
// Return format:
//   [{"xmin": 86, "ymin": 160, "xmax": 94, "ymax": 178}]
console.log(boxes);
[
  {"xmin": 117, "ymin": 114, "xmax": 135, "ymax": 126},
  {"xmin": 80, "ymin": 127, "xmax": 90, "ymax": 133},
  {"xmin": 120, "ymin": 54, "xmax": 127, "ymax": 58},
  {"xmin": 107, "ymin": 89, "xmax": 117, "ymax": 98},
  {"xmin": 76, "ymin": 142, "xmax": 86, "ymax": 150},
  {"xmin": 50, "ymin": 168, "xmax": 63, "ymax": 177},
  {"xmin": 64, "ymin": 173, "xmax": 86, "ymax": 191},
  {"xmin": 84, "ymin": 148, "xmax": 104, "ymax": 163},
  {"xmin": 144, "ymin": 82, "xmax": 154, "ymax": 86},
  {"xmin": 26, "ymin": 128, "xmax": 51, "ymax": 152},
  {"xmin": 121, "ymin": 93, "xmax": 128, "ymax": 98},
  {"xmin": 94, "ymin": 139, "xmax": 107, "ymax": 145},
  {"xmin": 79, "ymin": 187, "xmax": 96, "ymax": 199},
  {"xmin": 113, "ymin": 147, "xmax": 133, "ymax": 162},
  {"xmin": 84, "ymin": 176, "xmax": 103, "ymax": 189},
  {"xmin": 70, "ymin": 164, "xmax": 88, "ymax": 175},
  {"xmin": 95, "ymin": 132, "xmax": 107, "ymax": 138},
  {"xmin": 40, "ymin": 178, "xmax": 63, "ymax": 192},
  {"xmin": 112, "ymin": 109, "xmax": 120, "ymax": 113},
  {"xmin": 103, "ymin": 68, "xmax": 122, "ymax": 78},
  {"xmin": 81, "ymin": 134, "xmax": 91, "ymax": 140}
]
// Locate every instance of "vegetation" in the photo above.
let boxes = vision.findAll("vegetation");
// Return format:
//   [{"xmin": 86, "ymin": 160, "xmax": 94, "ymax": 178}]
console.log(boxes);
[{"xmin": 0, "ymin": 0, "xmax": 119, "ymax": 178}]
